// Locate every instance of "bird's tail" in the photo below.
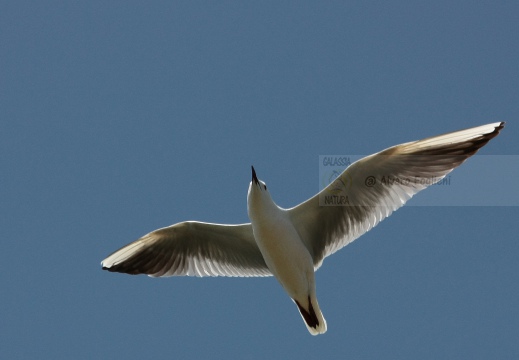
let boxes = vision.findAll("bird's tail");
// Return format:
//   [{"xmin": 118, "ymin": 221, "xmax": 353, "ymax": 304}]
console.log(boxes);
[{"xmin": 294, "ymin": 295, "xmax": 327, "ymax": 335}]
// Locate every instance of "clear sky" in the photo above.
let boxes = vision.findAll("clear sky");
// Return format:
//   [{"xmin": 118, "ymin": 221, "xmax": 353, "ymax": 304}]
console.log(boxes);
[{"xmin": 1, "ymin": 1, "xmax": 518, "ymax": 359}]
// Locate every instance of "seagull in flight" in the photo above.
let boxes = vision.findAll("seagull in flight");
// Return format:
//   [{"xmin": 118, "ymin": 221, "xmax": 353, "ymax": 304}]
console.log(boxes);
[{"xmin": 102, "ymin": 122, "xmax": 504, "ymax": 335}]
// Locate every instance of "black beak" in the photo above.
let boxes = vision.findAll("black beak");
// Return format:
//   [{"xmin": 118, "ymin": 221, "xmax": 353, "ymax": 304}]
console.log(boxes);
[{"xmin": 251, "ymin": 166, "xmax": 259, "ymax": 185}]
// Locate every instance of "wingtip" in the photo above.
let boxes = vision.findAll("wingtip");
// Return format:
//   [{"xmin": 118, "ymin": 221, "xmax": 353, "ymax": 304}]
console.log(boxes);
[
  {"xmin": 482, "ymin": 121, "xmax": 505, "ymax": 142},
  {"xmin": 101, "ymin": 261, "xmax": 112, "ymax": 271}
]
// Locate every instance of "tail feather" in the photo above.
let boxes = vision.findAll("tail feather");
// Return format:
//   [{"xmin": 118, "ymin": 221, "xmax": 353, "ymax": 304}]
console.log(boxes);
[{"xmin": 294, "ymin": 296, "xmax": 327, "ymax": 335}]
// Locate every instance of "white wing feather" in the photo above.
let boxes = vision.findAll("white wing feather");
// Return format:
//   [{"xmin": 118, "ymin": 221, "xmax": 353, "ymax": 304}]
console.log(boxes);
[
  {"xmin": 101, "ymin": 221, "xmax": 271, "ymax": 277},
  {"xmin": 289, "ymin": 122, "xmax": 504, "ymax": 269},
  {"xmin": 101, "ymin": 122, "xmax": 504, "ymax": 277}
]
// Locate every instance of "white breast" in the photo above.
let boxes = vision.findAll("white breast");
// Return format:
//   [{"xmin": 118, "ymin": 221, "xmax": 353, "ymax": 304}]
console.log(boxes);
[{"xmin": 251, "ymin": 208, "xmax": 314, "ymax": 299}]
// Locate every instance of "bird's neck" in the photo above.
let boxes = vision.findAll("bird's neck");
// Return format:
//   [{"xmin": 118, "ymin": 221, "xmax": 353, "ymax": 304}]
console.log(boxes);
[{"xmin": 248, "ymin": 196, "xmax": 281, "ymax": 223}]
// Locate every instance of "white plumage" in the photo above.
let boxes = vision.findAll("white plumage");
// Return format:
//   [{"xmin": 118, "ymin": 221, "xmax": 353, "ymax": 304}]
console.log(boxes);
[{"xmin": 102, "ymin": 122, "xmax": 504, "ymax": 335}]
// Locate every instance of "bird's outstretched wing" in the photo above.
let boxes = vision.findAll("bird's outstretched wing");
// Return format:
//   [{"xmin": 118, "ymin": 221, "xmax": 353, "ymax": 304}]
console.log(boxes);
[
  {"xmin": 289, "ymin": 122, "xmax": 504, "ymax": 270},
  {"xmin": 101, "ymin": 221, "xmax": 271, "ymax": 277}
]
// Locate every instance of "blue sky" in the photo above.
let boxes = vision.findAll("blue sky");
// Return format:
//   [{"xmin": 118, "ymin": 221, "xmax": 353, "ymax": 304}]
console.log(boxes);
[{"xmin": 1, "ymin": 1, "xmax": 518, "ymax": 359}]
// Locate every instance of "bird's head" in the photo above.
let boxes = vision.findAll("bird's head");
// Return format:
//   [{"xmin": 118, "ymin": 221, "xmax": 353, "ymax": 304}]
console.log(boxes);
[{"xmin": 247, "ymin": 166, "xmax": 274, "ymax": 218}]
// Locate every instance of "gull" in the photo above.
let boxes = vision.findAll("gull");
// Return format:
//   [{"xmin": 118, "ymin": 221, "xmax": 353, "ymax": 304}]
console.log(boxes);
[{"xmin": 101, "ymin": 122, "xmax": 504, "ymax": 335}]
